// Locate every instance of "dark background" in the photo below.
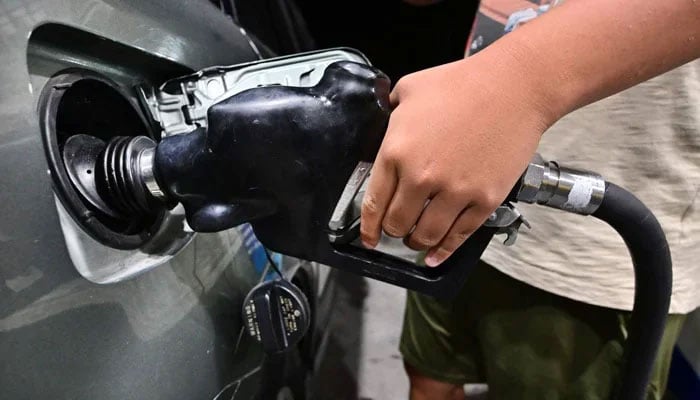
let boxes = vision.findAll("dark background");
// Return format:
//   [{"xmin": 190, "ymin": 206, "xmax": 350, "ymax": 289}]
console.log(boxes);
[
  {"xmin": 295, "ymin": 0, "xmax": 479, "ymax": 81},
  {"xmin": 212, "ymin": 0, "xmax": 480, "ymax": 83}
]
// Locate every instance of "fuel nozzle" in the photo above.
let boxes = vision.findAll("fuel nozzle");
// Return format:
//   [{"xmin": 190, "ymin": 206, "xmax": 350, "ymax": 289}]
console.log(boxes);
[
  {"xmin": 63, "ymin": 58, "xmax": 501, "ymax": 299},
  {"xmin": 64, "ymin": 59, "xmax": 391, "ymax": 236}
]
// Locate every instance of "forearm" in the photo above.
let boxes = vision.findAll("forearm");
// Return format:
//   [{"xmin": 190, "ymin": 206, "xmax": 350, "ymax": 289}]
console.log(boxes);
[{"xmin": 473, "ymin": 0, "xmax": 700, "ymax": 124}]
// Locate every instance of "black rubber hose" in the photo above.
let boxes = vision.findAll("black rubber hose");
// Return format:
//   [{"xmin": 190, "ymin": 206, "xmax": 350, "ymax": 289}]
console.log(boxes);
[{"xmin": 592, "ymin": 182, "xmax": 672, "ymax": 400}]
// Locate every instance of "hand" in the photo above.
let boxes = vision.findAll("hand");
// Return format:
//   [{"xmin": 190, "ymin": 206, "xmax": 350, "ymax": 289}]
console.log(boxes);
[{"xmin": 360, "ymin": 53, "xmax": 554, "ymax": 266}]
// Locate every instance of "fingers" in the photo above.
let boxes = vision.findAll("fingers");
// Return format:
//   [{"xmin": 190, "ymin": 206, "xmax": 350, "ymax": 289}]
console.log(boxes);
[
  {"xmin": 423, "ymin": 205, "xmax": 491, "ymax": 267},
  {"xmin": 382, "ymin": 179, "xmax": 432, "ymax": 238},
  {"xmin": 389, "ymin": 89, "xmax": 400, "ymax": 108},
  {"xmin": 404, "ymin": 193, "xmax": 464, "ymax": 251},
  {"xmin": 360, "ymin": 157, "xmax": 397, "ymax": 248},
  {"xmin": 360, "ymin": 90, "xmax": 405, "ymax": 247},
  {"xmin": 363, "ymin": 74, "xmax": 497, "ymax": 258}
]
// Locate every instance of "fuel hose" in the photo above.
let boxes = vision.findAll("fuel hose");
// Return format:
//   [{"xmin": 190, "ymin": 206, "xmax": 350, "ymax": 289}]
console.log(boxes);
[
  {"xmin": 592, "ymin": 182, "xmax": 672, "ymax": 400},
  {"xmin": 515, "ymin": 156, "xmax": 673, "ymax": 400}
]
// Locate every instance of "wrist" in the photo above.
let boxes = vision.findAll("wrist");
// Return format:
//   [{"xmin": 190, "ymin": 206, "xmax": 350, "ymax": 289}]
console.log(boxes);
[{"xmin": 469, "ymin": 33, "xmax": 576, "ymax": 132}]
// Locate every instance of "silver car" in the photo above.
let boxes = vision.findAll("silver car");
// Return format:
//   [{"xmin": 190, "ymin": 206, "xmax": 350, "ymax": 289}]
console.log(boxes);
[{"xmin": 0, "ymin": 1, "xmax": 335, "ymax": 398}]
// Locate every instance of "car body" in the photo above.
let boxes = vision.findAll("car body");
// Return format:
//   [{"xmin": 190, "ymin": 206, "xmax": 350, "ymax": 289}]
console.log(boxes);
[{"xmin": 0, "ymin": 1, "xmax": 335, "ymax": 398}]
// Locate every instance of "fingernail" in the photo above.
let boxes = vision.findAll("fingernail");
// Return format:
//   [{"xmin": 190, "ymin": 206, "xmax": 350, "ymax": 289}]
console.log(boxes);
[
  {"xmin": 424, "ymin": 252, "xmax": 444, "ymax": 267},
  {"xmin": 362, "ymin": 239, "xmax": 376, "ymax": 249}
]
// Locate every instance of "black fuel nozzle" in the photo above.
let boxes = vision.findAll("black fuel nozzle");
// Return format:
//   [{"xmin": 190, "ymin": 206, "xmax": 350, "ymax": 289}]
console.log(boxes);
[
  {"xmin": 148, "ymin": 60, "xmax": 503, "ymax": 299},
  {"xmin": 65, "ymin": 60, "xmax": 388, "ymax": 226},
  {"xmin": 74, "ymin": 60, "xmax": 498, "ymax": 299}
]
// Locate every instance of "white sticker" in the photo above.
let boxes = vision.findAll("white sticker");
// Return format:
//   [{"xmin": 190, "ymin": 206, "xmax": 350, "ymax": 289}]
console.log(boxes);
[{"xmin": 564, "ymin": 176, "xmax": 594, "ymax": 212}]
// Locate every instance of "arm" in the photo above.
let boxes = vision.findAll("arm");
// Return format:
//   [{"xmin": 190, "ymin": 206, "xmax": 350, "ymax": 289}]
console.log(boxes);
[
  {"xmin": 505, "ymin": 0, "xmax": 700, "ymax": 121},
  {"xmin": 360, "ymin": 0, "xmax": 700, "ymax": 266}
]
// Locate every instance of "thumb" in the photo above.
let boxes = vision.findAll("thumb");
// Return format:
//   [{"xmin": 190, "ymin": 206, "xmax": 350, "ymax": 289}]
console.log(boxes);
[{"xmin": 389, "ymin": 87, "xmax": 401, "ymax": 109}]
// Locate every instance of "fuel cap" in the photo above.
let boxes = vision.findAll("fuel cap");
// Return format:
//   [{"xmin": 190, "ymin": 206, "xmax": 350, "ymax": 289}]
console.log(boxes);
[{"xmin": 242, "ymin": 279, "xmax": 311, "ymax": 354}]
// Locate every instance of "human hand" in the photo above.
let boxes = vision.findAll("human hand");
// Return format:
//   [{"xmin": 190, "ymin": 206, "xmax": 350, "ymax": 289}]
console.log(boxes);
[{"xmin": 360, "ymin": 53, "xmax": 555, "ymax": 266}]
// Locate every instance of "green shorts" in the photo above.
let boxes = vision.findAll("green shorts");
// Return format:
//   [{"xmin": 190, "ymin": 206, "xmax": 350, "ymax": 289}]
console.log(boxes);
[{"xmin": 400, "ymin": 261, "xmax": 685, "ymax": 399}]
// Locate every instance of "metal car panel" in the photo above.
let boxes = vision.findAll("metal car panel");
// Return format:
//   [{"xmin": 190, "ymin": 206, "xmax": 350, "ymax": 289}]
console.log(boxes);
[{"xmin": 0, "ymin": 1, "xmax": 287, "ymax": 398}]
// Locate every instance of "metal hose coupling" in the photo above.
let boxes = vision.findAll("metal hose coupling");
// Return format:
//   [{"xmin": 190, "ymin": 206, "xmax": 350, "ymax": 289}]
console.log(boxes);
[
  {"xmin": 136, "ymin": 145, "xmax": 167, "ymax": 202},
  {"xmin": 515, "ymin": 154, "xmax": 606, "ymax": 215}
]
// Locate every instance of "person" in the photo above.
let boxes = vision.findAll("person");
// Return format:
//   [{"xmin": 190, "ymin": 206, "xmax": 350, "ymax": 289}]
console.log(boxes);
[{"xmin": 359, "ymin": 0, "xmax": 700, "ymax": 399}]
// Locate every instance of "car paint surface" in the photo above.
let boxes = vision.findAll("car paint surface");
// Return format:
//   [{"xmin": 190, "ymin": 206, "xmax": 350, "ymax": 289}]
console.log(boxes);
[{"xmin": 0, "ymin": 1, "xmax": 318, "ymax": 398}]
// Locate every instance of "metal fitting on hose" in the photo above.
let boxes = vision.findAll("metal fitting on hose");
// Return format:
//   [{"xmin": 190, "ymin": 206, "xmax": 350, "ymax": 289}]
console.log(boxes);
[
  {"xmin": 516, "ymin": 154, "xmax": 606, "ymax": 215},
  {"xmin": 137, "ymin": 146, "xmax": 167, "ymax": 201}
]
